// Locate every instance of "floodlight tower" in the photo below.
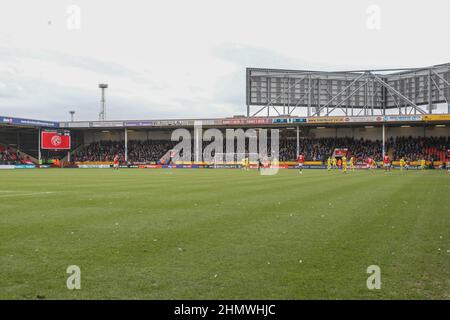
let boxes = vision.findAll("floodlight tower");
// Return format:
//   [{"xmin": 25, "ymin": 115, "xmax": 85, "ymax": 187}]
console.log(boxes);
[
  {"xmin": 69, "ymin": 110, "xmax": 75, "ymax": 122},
  {"xmin": 98, "ymin": 83, "xmax": 108, "ymax": 121}
]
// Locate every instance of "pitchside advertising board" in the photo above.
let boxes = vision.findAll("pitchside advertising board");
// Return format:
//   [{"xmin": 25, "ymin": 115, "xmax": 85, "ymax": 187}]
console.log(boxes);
[
  {"xmin": 423, "ymin": 114, "xmax": 450, "ymax": 121},
  {"xmin": 41, "ymin": 130, "xmax": 71, "ymax": 150}
]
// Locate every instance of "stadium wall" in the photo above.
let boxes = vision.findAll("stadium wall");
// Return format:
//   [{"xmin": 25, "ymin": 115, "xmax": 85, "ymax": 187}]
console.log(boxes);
[
  {"xmin": 310, "ymin": 126, "xmax": 450, "ymax": 140},
  {"xmin": 83, "ymin": 130, "xmax": 172, "ymax": 144},
  {"xmin": 0, "ymin": 131, "xmax": 39, "ymax": 157},
  {"xmin": 386, "ymin": 126, "xmax": 450, "ymax": 138},
  {"xmin": 128, "ymin": 130, "xmax": 172, "ymax": 141}
]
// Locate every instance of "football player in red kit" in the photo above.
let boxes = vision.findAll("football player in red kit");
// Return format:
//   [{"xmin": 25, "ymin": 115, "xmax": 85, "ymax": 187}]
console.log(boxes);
[
  {"xmin": 297, "ymin": 154, "xmax": 305, "ymax": 174},
  {"xmin": 383, "ymin": 154, "xmax": 391, "ymax": 172},
  {"xmin": 113, "ymin": 155, "xmax": 119, "ymax": 170},
  {"xmin": 367, "ymin": 157, "xmax": 376, "ymax": 169}
]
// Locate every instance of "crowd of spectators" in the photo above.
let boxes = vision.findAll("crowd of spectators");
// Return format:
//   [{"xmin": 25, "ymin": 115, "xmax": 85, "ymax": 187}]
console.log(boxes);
[
  {"xmin": 3, "ymin": 136, "xmax": 448, "ymax": 165},
  {"xmin": 388, "ymin": 136, "xmax": 449, "ymax": 161},
  {"xmin": 73, "ymin": 140, "xmax": 124, "ymax": 162},
  {"xmin": 279, "ymin": 137, "xmax": 382, "ymax": 162},
  {"xmin": 0, "ymin": 146, "xmax": 25, "ymax": 165},
  {"xmin": 73, "ymin": 136, "xmax": 450, "ymax": 164},
  {"xmin": 73, "ymin": 140, "xmax": 177, "ymax": 163},
  {"xmin": 280, "ymin": 136, "xmax": 449, "ymax": 162}
]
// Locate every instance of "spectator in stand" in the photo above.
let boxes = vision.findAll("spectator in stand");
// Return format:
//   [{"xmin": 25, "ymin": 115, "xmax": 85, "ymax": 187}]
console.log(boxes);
[
  {"xmin": 388, "ymin": 136, "xmax": 450, "ymax": 162},
  {"xmin": 73, "ymin": 140, "xmax": 177, "ymax": 163},
  {"xmin": 72, "ymin": 136, "xmax": 450, "ymax": 164},
  {"xmin": 0, "ymin": 146, "xmax": 22, "ymax": 165}
]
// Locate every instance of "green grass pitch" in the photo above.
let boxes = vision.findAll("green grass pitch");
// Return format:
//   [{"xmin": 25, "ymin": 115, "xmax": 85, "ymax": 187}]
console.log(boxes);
[{"xmin": 0, "ymin": 168, "xmax": 449, "ymax": 299}]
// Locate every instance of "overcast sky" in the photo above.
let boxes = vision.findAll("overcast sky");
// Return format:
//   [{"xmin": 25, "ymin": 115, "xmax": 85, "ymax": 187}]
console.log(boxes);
[{"xmin": 0, "ymin": 0, "xmax": 449, "ymax": 121}]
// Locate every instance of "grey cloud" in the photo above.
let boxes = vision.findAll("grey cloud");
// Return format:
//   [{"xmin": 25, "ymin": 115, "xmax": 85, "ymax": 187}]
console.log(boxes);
[
  {"xmin": 0, "ymin": 71, "xmax": 229, "ymax": 121},
  {"xmin": 212, "ymin": 43, "xmax": 308, "ymax": 70},
  {"xmin": 0, "ymin": 46, "xmax": 148, "ymax": 83},
  {"xmin": 0, "ymin": 43, "xmax": 321, "ymax": 121},
  {"xmin": 210, "ymin": 43, "xmax": 311, "ymax": 111}
]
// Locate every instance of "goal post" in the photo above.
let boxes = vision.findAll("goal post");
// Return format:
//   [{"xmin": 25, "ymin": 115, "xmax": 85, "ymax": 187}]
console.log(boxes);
[{"xmin": 212, "ymin": 152, "xmax": 261, "ymax": 167}]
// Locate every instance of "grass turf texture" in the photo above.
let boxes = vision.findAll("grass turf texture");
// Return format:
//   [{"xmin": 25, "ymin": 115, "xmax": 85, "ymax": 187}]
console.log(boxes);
[{"xmin": 0, "ymin": 168, "xmax": 449, "ymax": 300}]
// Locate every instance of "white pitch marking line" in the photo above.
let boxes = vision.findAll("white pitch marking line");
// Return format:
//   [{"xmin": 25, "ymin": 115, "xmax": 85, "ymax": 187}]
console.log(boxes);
[{"xmin": 0, "ymin": 191, "xmax": 55, "ymax": 198}]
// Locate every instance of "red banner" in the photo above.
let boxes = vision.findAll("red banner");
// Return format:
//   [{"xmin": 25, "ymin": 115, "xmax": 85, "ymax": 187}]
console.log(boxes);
[
  {"xmin": 41, "ymin": 131, "xmax": 71, "ymax": 150},
  {"xmin": 334, "ymin": 148, "xmax": 348, "ymax": 156}
]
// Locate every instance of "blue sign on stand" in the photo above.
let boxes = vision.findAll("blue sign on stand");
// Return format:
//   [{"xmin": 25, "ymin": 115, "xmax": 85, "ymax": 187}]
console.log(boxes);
[{"xmin": 0, "ymin": 116, "xmax": 59, "ymax": 128}]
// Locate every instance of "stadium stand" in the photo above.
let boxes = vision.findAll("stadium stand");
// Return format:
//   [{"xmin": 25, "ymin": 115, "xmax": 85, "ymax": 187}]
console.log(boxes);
[
  {"xmin": 387, "ymin": 136, "xmax": 449, "ymax": 162},
  {"xmin": 72, "ymin": 136, "xmax": 450, "ymax": 164},
  {"xmin": 279, "ymin": 137, "xmax": 383, "ymax": 162},
  {"xmin": 0, "ymin": 145, "xmax": 21, "ymax": 165},
  {"xmin": 73, "ymin": 140, "xmax": 177, "ymax": 163}
]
